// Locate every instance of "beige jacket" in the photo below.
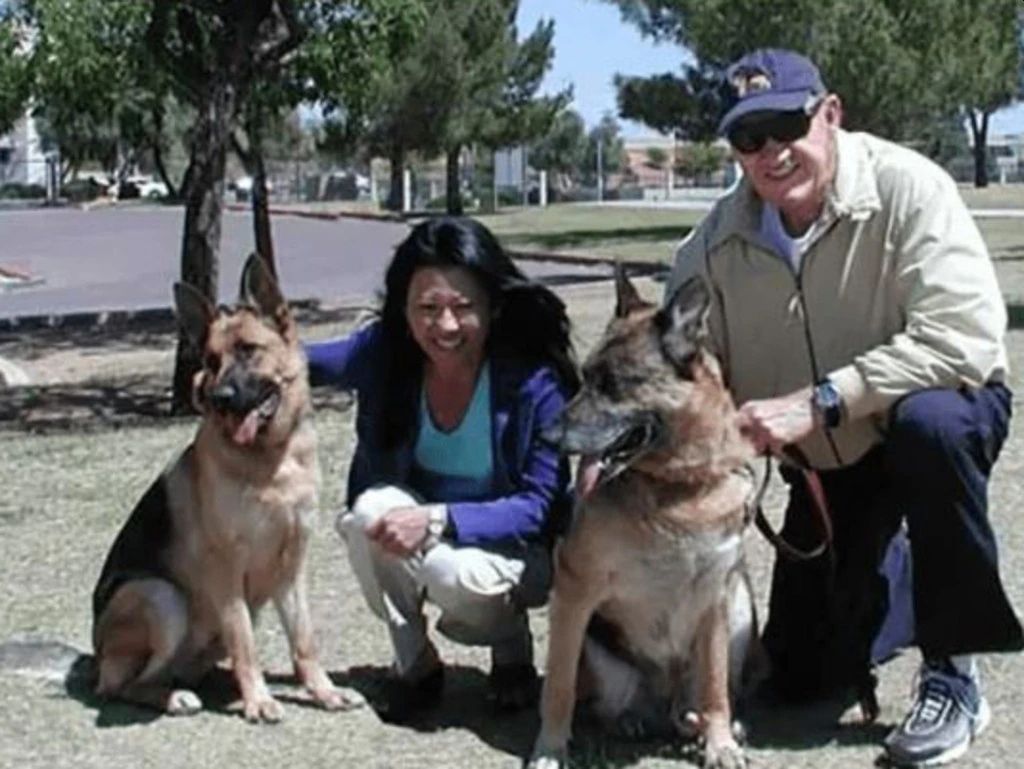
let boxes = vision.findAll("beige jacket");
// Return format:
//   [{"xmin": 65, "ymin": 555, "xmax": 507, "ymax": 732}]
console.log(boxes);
[{"xmin": 667, "ymin": 129, "xmax": 1008, "ymax": 469}]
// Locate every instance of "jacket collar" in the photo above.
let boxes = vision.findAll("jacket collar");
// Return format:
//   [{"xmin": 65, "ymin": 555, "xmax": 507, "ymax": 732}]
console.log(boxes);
[{"xmin": 705, "ymin": 129, "xmax": 882, "ymax": 253}]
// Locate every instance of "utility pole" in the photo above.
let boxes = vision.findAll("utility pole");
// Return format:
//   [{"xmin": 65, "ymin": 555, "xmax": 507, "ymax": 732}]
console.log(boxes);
[{"xmin": 597, "ymin": 138, "xmax": 604, "ymax": 202}]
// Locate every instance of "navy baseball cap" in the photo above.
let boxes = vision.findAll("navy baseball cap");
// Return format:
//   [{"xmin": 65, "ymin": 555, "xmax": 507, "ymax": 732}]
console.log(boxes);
[{"xmin": 717, "ymin": 49, "xmax": 826, "ymax": 136}]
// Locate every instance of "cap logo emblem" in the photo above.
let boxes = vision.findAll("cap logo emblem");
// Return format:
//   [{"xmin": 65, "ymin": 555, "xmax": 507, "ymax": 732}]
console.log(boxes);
[{"xmin": 732, "ymin": 71, "xmax": 772, "ymax": 97}]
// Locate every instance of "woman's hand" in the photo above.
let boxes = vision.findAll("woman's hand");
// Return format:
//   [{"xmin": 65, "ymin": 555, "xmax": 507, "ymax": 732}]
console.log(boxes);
[
  {"xmin": 737, "ymin": 386, "xmax": 815, "ymax": 456},
  {"xmin": 365, "ymin": 506, "xmax": 431, "ymax": 557}
]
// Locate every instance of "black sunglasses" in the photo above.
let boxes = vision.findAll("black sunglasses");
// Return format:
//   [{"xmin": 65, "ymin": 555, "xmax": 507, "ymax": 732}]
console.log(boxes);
[{"xmin": 727, "ymin": 102, "xmax": 821, "ymax": 154}]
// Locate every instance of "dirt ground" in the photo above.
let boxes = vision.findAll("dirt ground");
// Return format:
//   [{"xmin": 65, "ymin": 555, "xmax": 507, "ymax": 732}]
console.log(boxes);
[{"xmin": 1, "ymin": 279, "xmax": 1022, "ymax": 769}]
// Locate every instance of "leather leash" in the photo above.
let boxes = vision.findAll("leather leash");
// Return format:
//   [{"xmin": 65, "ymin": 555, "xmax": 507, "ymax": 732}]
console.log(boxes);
[{"xmin": 752, "ymin": 445, "xmax": 834, "ymax": 561}]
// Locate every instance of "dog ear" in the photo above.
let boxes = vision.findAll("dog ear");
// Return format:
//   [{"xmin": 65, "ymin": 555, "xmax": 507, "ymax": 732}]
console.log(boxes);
[
  {"xmin": 173, "ymin": 281, "xmax": 215, "ymax": 352},
  {"xmin": 239, "ymin": 252, "xmax": 286, "ymax": 316},
  {"xmin": 239, "ymin": 253, "xmax": 293, "ymax": 336},
  {"xmin": 614, "ymin": 262, "xmax": 648, "ymax": 318},
  {"xmin": 658, "ymin": 275, "xmax": 712, "ymax": 369}
]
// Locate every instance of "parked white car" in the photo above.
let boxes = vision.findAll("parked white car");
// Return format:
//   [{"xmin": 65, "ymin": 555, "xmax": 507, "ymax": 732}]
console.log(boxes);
[{"xmin": 110, "ymin": 175, "xmax": 169, "ymax": 200}]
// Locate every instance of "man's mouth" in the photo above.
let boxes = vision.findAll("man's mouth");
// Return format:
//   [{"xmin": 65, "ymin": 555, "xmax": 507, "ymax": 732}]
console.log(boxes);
[{"xmin": 765, "ymin": 157, "xmax": 798, "ymax": 181}]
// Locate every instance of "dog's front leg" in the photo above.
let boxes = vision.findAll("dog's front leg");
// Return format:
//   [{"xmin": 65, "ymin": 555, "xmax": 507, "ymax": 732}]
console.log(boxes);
[
  {"xmin": 529, "ymin": 560, "xmax": 603, "ymax": 769},
  {"xmin": 693, "ymin": 600, "xmax": 745, "ymax": 769},
  {"xmin": 220, "ymin": 595, "xmax": 282, "ymax": 723},
  {"xmin": 275, "ymin": 568, "xmax": 363, "ymax": 711}
]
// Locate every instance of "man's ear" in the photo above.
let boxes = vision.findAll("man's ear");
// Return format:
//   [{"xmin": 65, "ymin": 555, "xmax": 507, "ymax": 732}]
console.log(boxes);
[
  {"xmin": 657, "ymin": 275, "xmax": 711, "ymax": 369},
  {"xmin": 821, "ymin": 93, "xmax": 843, "ymax": 128},
  {"xmin": 614, "ymin": 261, "xmax": 650, "ymax": 318},
  {"xmin": 173, "ymin": 281, "xmax": 215, "ymax": 352}
]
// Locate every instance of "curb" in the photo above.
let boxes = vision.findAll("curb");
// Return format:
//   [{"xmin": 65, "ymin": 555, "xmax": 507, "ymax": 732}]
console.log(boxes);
[
  {"xmin": 224, "ymin": 203, "xmax": 404, "ymax": 223},
  {"xmin": 0, "ymin": 299, "xmax": 371, "ymax": 335}
]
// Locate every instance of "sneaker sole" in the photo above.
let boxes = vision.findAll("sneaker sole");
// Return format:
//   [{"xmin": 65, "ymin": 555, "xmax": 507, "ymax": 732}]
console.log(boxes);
[{"xmin": 889, "ymin": 697, "xmax": 992, "ymax": 768}]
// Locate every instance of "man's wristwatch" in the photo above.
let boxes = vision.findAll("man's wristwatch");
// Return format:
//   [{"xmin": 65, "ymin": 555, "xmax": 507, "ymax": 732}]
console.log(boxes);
[{"xmin": 812, "ymin": 378, "xmax": 843, "ymax": 429}]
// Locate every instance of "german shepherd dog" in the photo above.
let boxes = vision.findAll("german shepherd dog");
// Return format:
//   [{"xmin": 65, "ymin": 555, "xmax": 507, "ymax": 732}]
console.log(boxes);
[
  {"xmin": 91, "ymin": 255, "xmax": 356, "ymax": 722},
  {"xmin": 529, "ymin": 270, "xmax": 759, "ymax": 769}
]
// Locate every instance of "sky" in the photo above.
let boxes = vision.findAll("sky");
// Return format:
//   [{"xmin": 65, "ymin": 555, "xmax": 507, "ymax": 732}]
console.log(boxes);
[{"xmin": 517, "ymin": 0, "xmax": 1024, "ymax": 140}]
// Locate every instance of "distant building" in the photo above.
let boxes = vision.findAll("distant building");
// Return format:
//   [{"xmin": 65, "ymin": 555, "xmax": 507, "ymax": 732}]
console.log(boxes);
[{"xmin": 0, "ymin": 110, "xmax": 48, "ymax": 186}]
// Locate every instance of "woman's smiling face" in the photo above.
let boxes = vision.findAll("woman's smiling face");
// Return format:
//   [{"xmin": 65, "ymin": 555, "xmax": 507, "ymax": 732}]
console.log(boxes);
[{"xmin": 405, "ymin": 266, "xmax": 491, "ymax": 370}]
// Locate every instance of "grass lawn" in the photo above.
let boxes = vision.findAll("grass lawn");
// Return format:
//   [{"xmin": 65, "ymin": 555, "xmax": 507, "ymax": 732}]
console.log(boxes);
[
  {"xmin": 476, "ymin": 205, "xmax": 704, "ymax": 264},
  {"xmin": 960, "ymin": 184, "xmax": 1024, "ymax": 209},
  {"xmin": 475, "ymin": 200, "xmax": 1024, "ymax": 267},
  {"xmin": 2, "ymin": 282, "xmax": 1024, "ymax": 769}
]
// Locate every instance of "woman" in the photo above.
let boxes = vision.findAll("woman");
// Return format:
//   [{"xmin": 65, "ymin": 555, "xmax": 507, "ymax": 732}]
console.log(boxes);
[{"xmin": 307, "ymin": 216, "xmax": 579, "ymax": 723}]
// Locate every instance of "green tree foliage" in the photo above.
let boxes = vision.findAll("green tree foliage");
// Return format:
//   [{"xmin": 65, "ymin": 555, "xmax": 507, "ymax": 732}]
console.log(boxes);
[
  {"xmin": 584, "ymin": 113, "xmax": 625, "ymax": 187},
  {"xmin": 604, "ymin": 0, "xmax": 1023, "ymax": 186},
  {"xmin": 0, "ymin": 9, "xmax": 31, "ymax": 136},
  {"xmin": 932, "ymin": 0, "xmax": 1022, "ymax": 186},
  {"xmin": 528, "ymin": 108, "xmax": 588, "ymax": 190},
  {"xmin": 645, "ymin": 146, "xmax": 668, "ymax": 169},
  {"xmin": 343, "ymin": 0, "xmax": 565, "ymax": 214},
  {"xmin": 27, "ymin": 0, "xmax": 157, "ymax": 178},
  {"xmin": 615, "ymin": 64, "xmax": 729, "ymax": 142}
]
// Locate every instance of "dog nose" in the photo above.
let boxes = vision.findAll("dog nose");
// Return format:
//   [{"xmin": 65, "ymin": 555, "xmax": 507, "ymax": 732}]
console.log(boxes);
[{"xmin": 209, "ymin": 382, "xmax": 240, "ymax": 412}]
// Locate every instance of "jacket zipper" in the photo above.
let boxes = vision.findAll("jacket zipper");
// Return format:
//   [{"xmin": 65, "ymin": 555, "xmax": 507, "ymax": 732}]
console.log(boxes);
[{"xmin": 793, "ymin": 251, "xmax": 845, "ymax": 465}]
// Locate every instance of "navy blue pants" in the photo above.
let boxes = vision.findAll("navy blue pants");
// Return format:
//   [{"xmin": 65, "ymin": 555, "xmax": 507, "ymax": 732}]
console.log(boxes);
[{"xmin": 762, "ymin": 384, "xmax": 1023, "ymax": 700}]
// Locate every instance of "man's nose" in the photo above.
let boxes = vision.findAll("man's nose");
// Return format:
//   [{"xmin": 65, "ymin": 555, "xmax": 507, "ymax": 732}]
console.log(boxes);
[{"xmin": 759, "ymin": 138, "xmax": 787, "ymax": 159}]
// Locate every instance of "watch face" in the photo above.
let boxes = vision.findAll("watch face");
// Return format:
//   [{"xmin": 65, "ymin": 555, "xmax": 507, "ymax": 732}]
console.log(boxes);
[{"xmin": 814, "ymin": 381, "xmax": 841, "ymax": 427}]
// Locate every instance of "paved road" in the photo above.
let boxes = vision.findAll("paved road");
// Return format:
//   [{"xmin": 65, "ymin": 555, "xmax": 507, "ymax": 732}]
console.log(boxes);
[{"xmin": 0, "ymin": 207, "xmax": 609, "ymax": 321}]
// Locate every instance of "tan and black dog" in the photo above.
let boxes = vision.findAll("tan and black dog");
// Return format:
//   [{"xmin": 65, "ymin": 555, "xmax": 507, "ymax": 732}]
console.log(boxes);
[
  {"xmin": 529, "ymin": 270, "xmax": 760, "ymax": 769},
  {"xmin": 92, "ymin": 254, "xmax": 357, "ymax": 722}
]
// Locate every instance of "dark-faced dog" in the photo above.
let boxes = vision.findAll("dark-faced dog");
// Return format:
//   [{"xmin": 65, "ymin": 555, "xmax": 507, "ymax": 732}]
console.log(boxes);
[
  {"xmin": 92, "ymin": 255, "xmax": 358, "ymax": 721},
  {"xmin": 529, "ymin": 271, "xmax": 759, "ymax": 769}
]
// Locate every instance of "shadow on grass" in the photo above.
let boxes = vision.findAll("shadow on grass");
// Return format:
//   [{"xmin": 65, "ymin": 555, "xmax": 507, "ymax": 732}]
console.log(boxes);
[
  {"xmin": 501, "ymin": 225, "xmax": 692, "ymax": 250},
  {"xmin": 61, "ymin": 655, "xmax": 376, "ymax": 728},
  {"xmin": 343, "ymin": 663, "xmax": 538, "ymax": 759},
  {"xmin": 0, "ymin": 375, "xmax": 353, "ymax": 434}
]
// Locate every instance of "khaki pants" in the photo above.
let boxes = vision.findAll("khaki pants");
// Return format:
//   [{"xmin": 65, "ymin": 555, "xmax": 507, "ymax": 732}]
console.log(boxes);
[{"xmin": 337, "ymin": 485, "xmax": 551, "ymax": 679}]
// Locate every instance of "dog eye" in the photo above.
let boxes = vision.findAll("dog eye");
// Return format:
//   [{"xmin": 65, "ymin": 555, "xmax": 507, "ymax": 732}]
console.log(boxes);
[
  {"xmin": 585, "ymin": 364, "xmax": 619, "ymax": 398},
  {"xmin": 236, "ymin": 342, "xmax": 260, "ymax": 358}
]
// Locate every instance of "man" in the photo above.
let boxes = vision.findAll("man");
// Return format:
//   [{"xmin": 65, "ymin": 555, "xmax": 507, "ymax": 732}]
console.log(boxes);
[{"xmin": 667, "ymin": 48, "xmax": 1023, "ymax": 767}]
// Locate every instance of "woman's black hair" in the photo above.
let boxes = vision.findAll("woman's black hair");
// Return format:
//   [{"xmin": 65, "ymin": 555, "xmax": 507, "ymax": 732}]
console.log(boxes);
[{"xmin": 376, "ymin": 216, "xmax": 579, "ymax": 448}]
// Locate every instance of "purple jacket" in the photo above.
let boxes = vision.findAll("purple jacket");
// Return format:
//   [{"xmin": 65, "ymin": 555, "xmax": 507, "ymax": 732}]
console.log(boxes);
[{"xmin": 306, "ymin": 322, "xmax": 572, "ymax": 549}]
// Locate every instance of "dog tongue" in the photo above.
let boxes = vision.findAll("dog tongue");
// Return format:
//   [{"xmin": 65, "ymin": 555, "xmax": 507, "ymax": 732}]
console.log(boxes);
[
  {"xmin": 575, "ymin": 456, "xmax": 602, "ymax": 500},
  {"xmin": 233, "ymin": 409, "xmax": 260, "ymax": 445}
]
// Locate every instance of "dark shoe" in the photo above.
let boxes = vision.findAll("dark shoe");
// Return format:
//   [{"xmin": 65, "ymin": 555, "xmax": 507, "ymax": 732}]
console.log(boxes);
[
  {"xmin": 883, "ymin": 660, "xmax": 990, "ymax": 766},
  {"xmin": 487, "ymin": 662, "xmax": 539, "ymax": 712},
  {"xmin": 375, "ymin": 665, "xmax": 445, "ymax": 724}
]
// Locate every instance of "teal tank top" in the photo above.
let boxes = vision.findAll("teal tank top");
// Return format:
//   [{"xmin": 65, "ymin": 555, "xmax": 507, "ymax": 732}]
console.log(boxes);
[{"xmin": 411, "ymin": 363, "xmax": 495, "ymax": 502}]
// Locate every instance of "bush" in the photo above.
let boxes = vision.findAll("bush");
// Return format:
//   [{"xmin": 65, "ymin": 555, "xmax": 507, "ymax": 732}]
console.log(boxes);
[
  {"xmin": 62, "ymin": 178, "xmax": 106, "ymax": 203},
  {"xmin": 0, "ymin": 182, "xmax": 46, "ymax": 199}
]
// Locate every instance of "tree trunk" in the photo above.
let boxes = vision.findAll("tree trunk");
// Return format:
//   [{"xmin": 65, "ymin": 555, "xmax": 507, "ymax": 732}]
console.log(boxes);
[
  {"xmin": 970, "ymin": 109, "xmax": 990, "ymax": 189},
  {"xmin": 170, "ymin": 81, "xmax": 235, "ymax": 414},
  {"xmin": 446, "ymin": 145, "xmax": 463, "ymax": 215},
  {"xmin": 386, "ymin": 145, "xmax": 405, "ymax": 211}
]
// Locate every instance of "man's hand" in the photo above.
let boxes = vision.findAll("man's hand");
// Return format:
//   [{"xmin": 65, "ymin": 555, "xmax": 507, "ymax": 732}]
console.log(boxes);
[
  {"xmin": 737, "ymin": 386, "xmax": 816, "ymax": 456},
  {"xmin": 365, "ymin": 506, "xmax": 431, "ymax": 557}
]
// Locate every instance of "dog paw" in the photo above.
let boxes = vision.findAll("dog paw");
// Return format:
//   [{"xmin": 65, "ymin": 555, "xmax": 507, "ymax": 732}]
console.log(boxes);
[
  {"xmin": 526, "ymin": 744, "xmax": 568, "ymax": 769},
  {"xmin": 703, "ymin": 739, "xmax": 746, "ymax": 769},
  {"xmin": 166, "ymin": 689, "xmax": 202, "ymax": 716},
  {"xmin": 243, "ymin": 695, "xmax": 284, "ymax": 724},
  {"xmin": 315, "ymin": 685, "xmax": 366, "ymax": 712}
]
